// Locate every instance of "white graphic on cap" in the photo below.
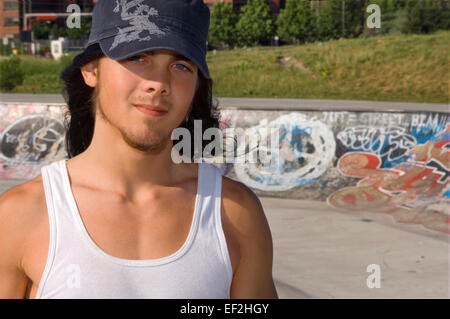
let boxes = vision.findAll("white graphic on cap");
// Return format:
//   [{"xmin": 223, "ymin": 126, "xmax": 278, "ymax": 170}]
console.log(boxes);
[{"xmin": 110, "ymin": 0, "xmax": 167, "ymax": 51}]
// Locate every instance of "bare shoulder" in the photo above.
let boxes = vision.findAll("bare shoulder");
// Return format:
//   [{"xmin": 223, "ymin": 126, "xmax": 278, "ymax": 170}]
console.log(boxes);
[
  {"xmin": 0, "ymin": 175, "xmax": 47, "ymax": 245},
  {"xmin": 0, "ymin": 175, "xmax": 48, "ymax": 298},
  {"xmin": 220, "ymin": 175, "xmax": 277, "ymax": 298},
  {"xmin": 0, "ymin": 174, "xmax": 46, "ymax": 212},
  {"xmin": 221, "ymin": 175, "xmax": 272, "ymax": 244}
]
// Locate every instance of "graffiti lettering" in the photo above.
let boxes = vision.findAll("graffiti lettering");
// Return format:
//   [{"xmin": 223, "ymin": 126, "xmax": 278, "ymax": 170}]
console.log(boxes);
[
  {"xmin": 337, "ymin": 126, "xmax": 416, "ymax": 164},
  {"xmin": 0, "ymin": 106, "xmax": 67, "ymax": 180}
]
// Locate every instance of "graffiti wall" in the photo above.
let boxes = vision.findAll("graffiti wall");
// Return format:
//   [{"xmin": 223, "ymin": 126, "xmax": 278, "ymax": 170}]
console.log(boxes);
[
  {"xmin": 0, "ymin": 103, "xmax": 448, "ymax": 233},
  {"xmin": 0, "ymin": 103, "xmax": 67, "ymax": 179},
  {"xmin": 219, "ymin": 109, "xmax": 449, "ymax": 234}
]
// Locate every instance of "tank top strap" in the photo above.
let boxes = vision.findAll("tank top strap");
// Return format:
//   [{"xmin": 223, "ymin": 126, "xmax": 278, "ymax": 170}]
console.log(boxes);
[
  {"xmin": 38, "ymin": 159, "xmax": 76, "ymax": 298},
  {"xmin": 196, "ymin": 162, "xmax": 233, "ymax": 284},
  {"xmin": 196, "ymin": 162, "xmax": 221, "ymax": 225},
  {"xmin": 41, "ymin": 159, "xmax": 78, "ymax": 223}
]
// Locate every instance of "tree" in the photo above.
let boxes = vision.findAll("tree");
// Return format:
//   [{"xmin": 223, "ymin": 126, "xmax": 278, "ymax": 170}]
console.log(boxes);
[
  {"xmin": 208, "ymin": 2, "xmax": 239, "ymax": 48},
  {"xmin": 342, "ymin": 0, "xmax": 367, "ymax": 38},
  {"xmin": 317, "ymin": 0, "xmax": 342, "ymax": 40},
  {"xmin": 276, "ymin": 0, "xmax": 317, "ymax": 44},
  {"xmin": 317, "ymin": 0, "xmax": 366, "ymax": 40},
  {"xmin": 235, "ymin": 0, "xmax": 276, "ymax": 46},
  {"xmin": 438, "ymin": 0, "xmax": 450, "ymax": 30},
  {"xmin": 31, "ymin": 21, "xmax": 52, "ymax": 40},
  {"xmin": 405, "ymin": 0, "xmax": 447, "ymax": 34},
  {"xmin": 65, "ymin": 18, "xmax": 92, "ymax": 40},
  {"xmin": 0, "ymin": 57, "xmax": 24, "ymax": 91}
]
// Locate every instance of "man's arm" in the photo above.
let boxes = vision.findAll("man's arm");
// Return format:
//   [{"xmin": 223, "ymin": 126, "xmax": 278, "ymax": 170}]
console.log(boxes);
[
  {"xmin": 0, "ymin": 187, "xmax": 32, "ymax": 298},
  {"xmin": 222, "ymin": 178, "xmax": 278, "ymax": 299}
]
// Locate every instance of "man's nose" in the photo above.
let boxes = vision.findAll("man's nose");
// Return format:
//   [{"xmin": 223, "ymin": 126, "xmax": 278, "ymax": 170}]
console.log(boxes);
[{"xmin": 140, "ymin": 66, "xmax": 171, "ymax": 96}]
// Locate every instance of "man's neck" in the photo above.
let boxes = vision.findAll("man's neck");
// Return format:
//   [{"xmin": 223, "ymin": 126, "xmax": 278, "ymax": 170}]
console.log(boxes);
[{"xmin": 70, "ymin": 133, "xmax": 184, "ymax": 202}]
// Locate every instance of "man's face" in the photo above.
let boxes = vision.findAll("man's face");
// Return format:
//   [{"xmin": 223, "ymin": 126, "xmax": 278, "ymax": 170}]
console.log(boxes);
[{"xmin": 92, "ymin": 49, "xmax": 199, "ymax": 153}]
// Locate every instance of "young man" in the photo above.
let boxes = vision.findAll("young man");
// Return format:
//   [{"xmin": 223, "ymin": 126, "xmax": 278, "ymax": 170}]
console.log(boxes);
[{"xmin": 0, "ymin": 0, "xmax": 278, "ymax": 299}]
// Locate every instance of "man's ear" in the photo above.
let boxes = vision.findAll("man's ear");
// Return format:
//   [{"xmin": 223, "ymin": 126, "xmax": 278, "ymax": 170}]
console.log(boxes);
[{"xmin": 80, "ymin": 59, "xmax": 99, "ymax": 88}]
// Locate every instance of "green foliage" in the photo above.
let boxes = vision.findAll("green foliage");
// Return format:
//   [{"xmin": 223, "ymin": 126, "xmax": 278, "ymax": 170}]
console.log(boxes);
[
  {"xmin": 65, "ymin": 18, "xmax": 92, "ymax": 40},
  {"xmin": 382, "ymin": 9, "xmax": 409, "ymax": 35},
  {"xmin": 31, "ymin": 21, "xmax": 53, "ymax": 40},
  {"xmin": 364, "ymin": 0, "xmax": 403, "ymax": 35},
  {"xmin": 209, "ymin": 2, "xmax": 239, "ymax": 48},
  {"xmin": 31, "ymin": 18, "xmax": 92, "ymax": 40},
  {"xmin": 276, "ymin": 0, "xmax": 317, "ymax": 43},
  {"xmin": 364, "ymin": 0, "xmax": 448, "ymax": 36},
  {"xmin": 317, "ymin": 0, "xmax": 359, "ymax": 40},
  {"xmin": 0, "ymin": 43, "xmax": 13, "ymax": 56},
  {"xmin": 0, "ymin": 57, "xmax": 25, "ymax": 91},
  {"xmin": 38, "ymin": 45, "xmax": 51, "ymax": 56},
  {"xmin": 59, "ymin": 54, "xmax": 76, "ymax": 69},
  {"xmin": 316, "ymin": 1, "xmax": 371, "ymax": 41},
  {"xmin": 31, "ymin": 21, "xmax": 66, "ymax": 40},
  {"xmin": 235, "ymin": 0, "xmax": 276, "ymax": 46},
  {"xmin": 405, "ymin": 0, "xmax": 450, "ymax": 34},
  {"xmin": 316, "ymin": 2, "xmax": 340, "ymax": 41},
  {"xmin": 343, "ymin": 0, "xmax": 367, "ymax": 38}
]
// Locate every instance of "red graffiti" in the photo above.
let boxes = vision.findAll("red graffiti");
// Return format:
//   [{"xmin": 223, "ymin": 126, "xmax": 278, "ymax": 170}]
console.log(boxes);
[{"xmin": 328, "ymin": 152, "xmax": 449, "ymax": 234}]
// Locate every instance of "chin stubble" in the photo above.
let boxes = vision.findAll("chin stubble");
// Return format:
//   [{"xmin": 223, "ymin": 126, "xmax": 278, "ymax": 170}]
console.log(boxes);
[{"xmin": 95, "ymin": 92, "xmax": 169, "ymax": 154}]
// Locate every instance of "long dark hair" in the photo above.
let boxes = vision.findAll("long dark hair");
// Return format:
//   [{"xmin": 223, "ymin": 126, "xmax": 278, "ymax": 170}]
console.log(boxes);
[{"xmin": 60, "ymin": 49, "xmax": 221, "ymax": 160}]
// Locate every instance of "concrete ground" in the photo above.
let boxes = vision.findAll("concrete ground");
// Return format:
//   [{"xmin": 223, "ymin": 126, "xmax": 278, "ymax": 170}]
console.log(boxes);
[
  {"xmin": 262, "ymin": 197, "xmax": 449, "ymax": 299},
  {"xmin": 1, "ymin": 179, "xmax": 448, "ymax": 299}
]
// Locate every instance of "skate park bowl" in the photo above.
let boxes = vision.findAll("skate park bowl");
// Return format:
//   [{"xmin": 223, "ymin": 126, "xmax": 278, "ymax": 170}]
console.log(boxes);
[{"xmin": 0, "ymin": 98, "xmax": 448, "ymax": 236}]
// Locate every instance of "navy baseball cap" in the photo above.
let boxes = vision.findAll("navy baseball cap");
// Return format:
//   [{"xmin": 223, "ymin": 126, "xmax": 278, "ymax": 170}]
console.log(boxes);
[{"xmin": 78, "ymin": 0, "xmax": 211, "ymax": 79}]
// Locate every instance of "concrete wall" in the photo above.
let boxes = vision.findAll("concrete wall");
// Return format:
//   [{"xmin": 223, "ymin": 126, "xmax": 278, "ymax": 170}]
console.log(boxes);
[
  {"xmin": 218, "ymin": 109, "xmax": 449, "ymax": 234},
  {"xmin": 0, "ymin": 103, "xmax": 67, "ymax": 179},
  {"xmin": 0, "ymin": 102, "xmax": 448, "ymax": 234}
]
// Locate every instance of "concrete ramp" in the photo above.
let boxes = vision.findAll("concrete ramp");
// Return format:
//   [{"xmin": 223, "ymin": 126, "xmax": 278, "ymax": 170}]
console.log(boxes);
[{"xmin": 218, "ymin": 108, "xmax": 449, "ymax": 234}]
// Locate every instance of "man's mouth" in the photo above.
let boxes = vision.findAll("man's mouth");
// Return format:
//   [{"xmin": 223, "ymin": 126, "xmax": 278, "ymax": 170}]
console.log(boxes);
[
  {"xmin": 133, "ymin": 104, "xmax": 168, "ymax": 112},
  {"xmin": 134, "ymin": 104, "xmax": 168, "ymax": 117}
]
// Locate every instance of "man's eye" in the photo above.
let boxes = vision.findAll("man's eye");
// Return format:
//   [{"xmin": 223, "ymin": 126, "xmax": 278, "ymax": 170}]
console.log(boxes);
[
  {"xmin": 125, "ymin": 56, "xmax": 191, "ymax": 72},
  {"xmin": 174, "ymin": 64, "xmax": 191, "ymax": 72}
]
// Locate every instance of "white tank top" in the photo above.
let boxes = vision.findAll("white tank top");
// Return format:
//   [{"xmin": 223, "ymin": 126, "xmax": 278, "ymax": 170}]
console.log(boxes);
[{"xmin": 35, "ymin": 159, "xmax": 233, "ymax": 299}]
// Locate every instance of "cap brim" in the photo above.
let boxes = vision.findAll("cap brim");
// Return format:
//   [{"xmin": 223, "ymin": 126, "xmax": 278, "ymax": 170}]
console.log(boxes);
[
  {"xmin": 98, "ymin": 31, "xmax": 210, "ymax": 79},
  {"xmin": 72, "ymin": 43, "xmax": 104, "ymax": 69}
]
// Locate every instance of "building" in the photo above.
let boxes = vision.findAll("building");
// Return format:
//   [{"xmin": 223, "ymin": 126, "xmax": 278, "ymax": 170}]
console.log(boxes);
[
  {"xmin": 0, "ymin": 0, "xmax": 98, "ymax": 39},
  {"xmin": 0, "ymin": 0, "xmax": 20, "ymax": 39}
]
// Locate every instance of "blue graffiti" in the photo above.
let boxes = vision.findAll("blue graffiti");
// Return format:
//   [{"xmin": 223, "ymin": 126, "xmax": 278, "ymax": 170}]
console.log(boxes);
[
  {"xmin": 410, "ymin": 113, "xmax": 449, "ymax": 144},
  {"xmin": 337, "ymin": 126, "xmax": 416, "ymax": 168},
  {"xmin": 254, "ymin": 174, "xmax": 284, "ymax": 186}
]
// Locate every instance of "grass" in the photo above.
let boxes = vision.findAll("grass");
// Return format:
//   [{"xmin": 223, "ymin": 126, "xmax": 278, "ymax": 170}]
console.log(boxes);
[
  {"xmin": 3, "ymin": 53, "xmax": 76, "ymax": 94},
  {"xmin": 2, "ymin": 31, "xmax": 449, "ymax": 103},
  {"xmin": 207, "ymin": 30, "xmax": 449, "ymax": 103}
]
